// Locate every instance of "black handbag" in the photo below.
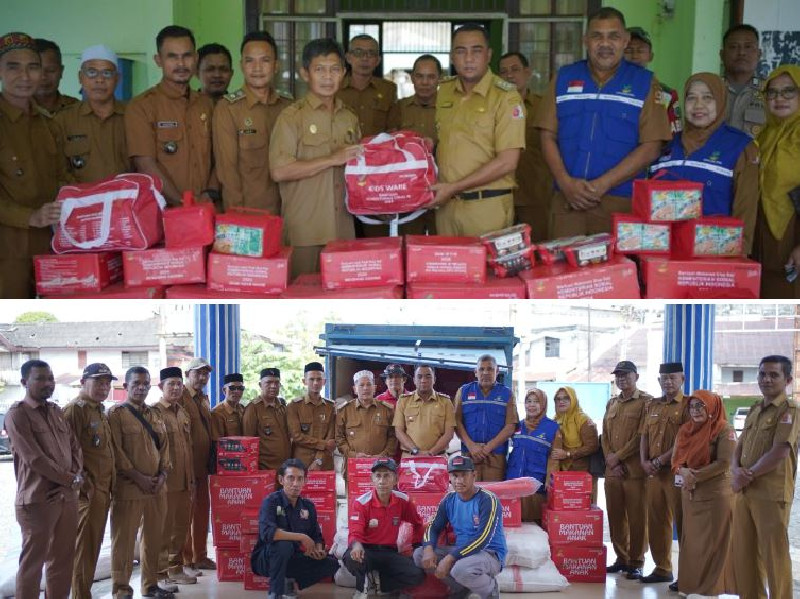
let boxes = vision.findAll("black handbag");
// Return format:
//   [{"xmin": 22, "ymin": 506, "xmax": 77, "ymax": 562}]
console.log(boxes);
[{"xmin": 588, "ymin": 434, "xmax": 605, "ymax": 478}]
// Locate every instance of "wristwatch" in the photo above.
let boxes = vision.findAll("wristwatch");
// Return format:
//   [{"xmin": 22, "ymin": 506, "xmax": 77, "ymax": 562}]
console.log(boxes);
[
  {"xmin": 410, "ymin": 447, "xmax": 420, "ymax": 456},
  {"xmin": 71, "ymin": 474, "xmax": 82, "ymax": 488}
]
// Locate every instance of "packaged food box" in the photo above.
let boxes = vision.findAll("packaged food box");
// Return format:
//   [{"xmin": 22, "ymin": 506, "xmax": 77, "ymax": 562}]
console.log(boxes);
[
  {"xmin": 613, "ymin": 214, "xmax": 671, "ymax": 254},
  {"xmin": 632, "ymin": 177, "xmax": 703, "ymax": 222},
  {"xmin": 520, "ymin": 256, "xmax": 640, "ymax": 299},
  {"xmin": 213, "ymin": 208, "xmax": 282, "ymax": 258},
  {"xmin": 34, "ymin": 251, "xmax": 122, "ymax": 295},
  {"xmin": 320, "ymin": 237, "xmax": 404, "ymax": 290},
  {"xmin": 641, "ymin": 256, "xmax": 761, "ymax": 299},
  {"xmin": 123, "ymin": 246, "xmax": 206, "ymax": 287},
  {"xmin": 671, "ymin": 217, "xmax": 745, "ymax": 259},
  {"xmin": 405, "ymin": 235, "xmax": 486, "ymax": 284},
  {"xmin": 206, "ymin": 247, "xmax": 291, "ymax": 294}
]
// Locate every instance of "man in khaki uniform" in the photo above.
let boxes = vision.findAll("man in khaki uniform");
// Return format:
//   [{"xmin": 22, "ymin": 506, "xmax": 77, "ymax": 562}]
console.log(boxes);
[
  {"xmin": 535, "ymin": 7, "xmax": 671, "ymax": 238},
  {"xmin": 287, "ymin": 362, "xmax": 336, "ymax": 470},
  {"xmin": 197, "ymin": 43, "xmax": 233, "ymax": 103},
  {"xmin": 213, "ymin": 31, "xmax": 291, "ymax": 215},
  {"xmin": 336, "ymin": 370, "xmax": 397, "ymax": 478},
  {"xmin": 243, "ymin": 367, "xmax": 292, "ymax": 470},
  {"xmin": 431, "ymin": 23, "xmax": 525, "ymax": 237},
  {"xmin": 210, "ymin": 373, "xmax": 246, "ymax": 438},
  {"xmin": 0, "ymin": 32, "xmax": 66, "ymax": 299},
  {"xmin": 178, "ymin": 356, "xmax": 216, "ymax": 572},
  {"xmin": 602, "ymin": 360, "xmax": 652, "ymax": 580},
  {"xmin": 338, "ymin": 35, "xmax": 396, "ymax": 138},
  {"xmin": 385, "ymin": 54, "xmax": 441, "ymax": 236},
  {"xmin": 54, "ymin": 45, "xmax": 130, "ymax": 184},
  {"xmin": 638, "ymin": 362, "xmax": 687, "ymax": 585},
  {"xmin": 108, "ymin": 366, "xmax": 172, "ymax": 599},
  {"xmin": 270, "ymin": 38, "xmax": 361, "ymax": 278},
  {"xmin": 393, "ymin": 365, "xmax": 455, "ymax": 457},
  {"xmin": 498, "ymin": 52, "xmax": 553, "ymax": 242},
  {"xmin": 6, "ymin": 360, "xmax": 83, "ymax": 599},
  {"xmin": 153, "ymin": 367, "xmax": 196, "ymax": 587},
  {"xmin": 125, "ymin": 25, "xmax": 215, "ymax": 207},
  {"xmin": 63, "ymin": 363, "xmax": 117, "ymax": 599},
  {"xmin": 732, "ymin": 355, "xmax": 800, "ymax": 599},
  {"xmin": 454, "ymin": 355, "xmax": 518, "ymax": 481},
  {"xmin": 721, "ymin": 24, "xmax": 765, "ymax": 138},
  {"xmin": 34, "ymin": 38, "xmax": 79, "ymax": 116}
]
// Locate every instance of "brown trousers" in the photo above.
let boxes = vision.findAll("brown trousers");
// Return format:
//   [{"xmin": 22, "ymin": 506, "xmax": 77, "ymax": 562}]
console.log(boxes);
[
  {"xmin": 466, "ymin": 452, "xmax": 506, "ymax": 482},
  {"xmin": 732, "ymin": 492, "xmax": 794, "ymax": 599},
  {"xmin": 161, "ymin": 489, "xmax": 193, "ymax": 575},
  {"xmin": 181, "ymin": 474, "xmax": 210, "ymax": 564},
  {"xmin": 72, "ymin": 488, "xmax": 111, "ymax": 599},
  {"xmin": 605, "ymin": 474, "xmax": 647, "ymax": 568},
  {"xmin": 645, "ymin": 471, "xmax": 682, "ymax": 575},
  {"xmin": 549, "ymin": 191, "xmax": 632, "ymax": 238},
  {"xmin": 15, "ymin": 495, "xmax": 78, "ymax": 599},
  {"xmin": 111, "ymin": 491, "xmax": 167, "ymax": 595},
  {"xmin": 435, "ymin": 194, "xmax": 514, "ymax": 237}
]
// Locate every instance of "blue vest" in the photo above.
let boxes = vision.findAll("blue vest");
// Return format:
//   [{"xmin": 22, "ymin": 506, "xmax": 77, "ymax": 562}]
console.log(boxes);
[
  {"xmin": 651, "ymin": 124, "xmax": 751, "ymax": 216},
  {"xmin": 555, "ymin": 59, "xmax": 653, "ymax": 197},
  {"xmin": 506, "ymin": 418, "xmax": 560, "ymax": 491},
  {"xmin": 460, "ymin": 382, "xmax": 512, "ymax": 455}
]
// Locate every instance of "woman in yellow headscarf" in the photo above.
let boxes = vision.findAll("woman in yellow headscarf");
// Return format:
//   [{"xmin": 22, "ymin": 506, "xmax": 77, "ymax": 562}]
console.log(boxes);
[
  {"xmin": 753, "ymin": 64, "xmax": 800, "ymax": 298},
  {"xmin": 551, "ymin": 386, "xmax": 599, "ymax": 501}
]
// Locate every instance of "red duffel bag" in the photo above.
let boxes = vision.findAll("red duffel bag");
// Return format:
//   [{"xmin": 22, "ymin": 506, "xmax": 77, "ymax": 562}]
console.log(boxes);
[
  {"xmin": 345, "ymin": 130, "xmax": 436, "ymax": 215},
  {"xmin": 52, "ymin": 173, "xmax": 166, "ymax": 254}
]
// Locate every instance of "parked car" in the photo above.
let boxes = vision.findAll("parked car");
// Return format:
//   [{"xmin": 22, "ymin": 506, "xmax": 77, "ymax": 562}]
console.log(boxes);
[
  {"xmin": 733, "ymin": 407, "xmax": 750, "ymax": 435},
  {"xmin": 0, "ymin": 412, "xmax": 10, "ymax": 454}
]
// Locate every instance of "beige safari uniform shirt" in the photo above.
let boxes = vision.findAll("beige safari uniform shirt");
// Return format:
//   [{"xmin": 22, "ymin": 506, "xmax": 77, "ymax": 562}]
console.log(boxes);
[
  {"xmin": 738, "ymin": 393, "xmax": 800, "ymax": 503},
  {"xmin": 213, "ymin": 85, "xmax": 291, "ymax": 214},
  {"xmin": 108, "ymin": 401, "xmax": 170, "ymax": 500},
  {"xmin": 178, "ymin": 386, "xmax": 215, "ymax": 478},
  {"xmin": 602, "ymin": 388, "xmax": 653, "ymax": 478},
  {"xmin": 53, "ymin": 100, "xmax": 129, "ymax": 183},
  {"xmin": 269, "ymin": 94, "xmax": 360, "ymax": 247},
  {"xmin": 393, "ymin": 390, "xmax": 455, "ymax": 455},
  {"xmin": 387, "ymin": 94, "xmax": 438, "ymax": 145},
  {"xmin": 335, "ymin": 397, "xmax": 397, "ymax": 458},
  {"xmin": 63, "ymin": 397, "xmax": 116, "ymax": 495},
  {"xmin": 211, "ymin": 399, "xmax": 245, "ymax": 438},
  {"xmin": 37, "ymin": 93, "xmax": 79, "ymax": 117},
  {"xmin": 725, "ymin": 77, "xmax": 766, "ymax": 138},
  {"xmin": 286, "ymin": 393, "xmax": 336, "ymax": 469},
  {"xmin": 641, "ymin": 391, "xmax": 687, "ymax": 459},
  {"xmin": 153, "ymin": 399, "xmax": 194, "ymax": 492},
  {"xmin": 514, "ymin": 93, "xmax": 553, "ymax": 211},
  {"xmin": 242, "ymin": 396, "xmax": 292, "ymax": 470},
  {"xmin": 435, "ymin": 70, "xmax": 525, "ymax": 191},
  {"xmin": 337, "ymin": 76, "xmax": 397, "ymax": 137},
  {"xmin": 125, "ymin": 81, "xmax": 214, "ymax": 199}
]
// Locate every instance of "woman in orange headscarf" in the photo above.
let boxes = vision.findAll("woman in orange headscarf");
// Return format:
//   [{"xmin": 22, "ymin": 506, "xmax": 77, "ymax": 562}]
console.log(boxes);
[
  {"xmin": 753, "ymin": 65, "xmax": 800, "ymax": 298},
  {"xmin": 552, "ymin": 386, "xmax": 599, "ymax": 502},
  {"xmin": 671, "ymin": 390, "xmax": 737, "ymax": 596}
]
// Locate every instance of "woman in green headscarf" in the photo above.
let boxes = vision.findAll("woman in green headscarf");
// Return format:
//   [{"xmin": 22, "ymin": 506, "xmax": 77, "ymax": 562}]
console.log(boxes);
[
  {"xmin": 753, "ymin": 64, "xmax": 800, "ymax": 298},
  {"xmin": 551, "ymin": 386, "xmax": 599, "ymax": 501}
]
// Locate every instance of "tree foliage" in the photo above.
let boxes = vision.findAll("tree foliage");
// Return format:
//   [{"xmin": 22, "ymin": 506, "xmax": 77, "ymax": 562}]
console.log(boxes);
[{"xmin": 14, "ymin": 311, "xmax": 58, "ymax": 324}]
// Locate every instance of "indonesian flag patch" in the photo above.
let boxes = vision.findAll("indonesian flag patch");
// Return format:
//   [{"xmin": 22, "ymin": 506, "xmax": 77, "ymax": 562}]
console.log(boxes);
[
  {"xmin": 567, "ymin": 80, "xmax": 584, "ymax": 93},
  {"xmin": 780, "ymin": 411, "xmax": 793, "ymax": 424}
]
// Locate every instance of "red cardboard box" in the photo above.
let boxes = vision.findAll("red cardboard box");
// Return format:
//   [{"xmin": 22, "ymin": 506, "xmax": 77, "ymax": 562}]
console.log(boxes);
[
  {"xmin": 240, "ymin": 535, "xmax": 270, "ymax": 590},
  {"xmin": 348, "ymin": 457, "xmax": 381, "ymax": 478},
  {"xmin": 304, "ymin": 471, "xmax": 336, "ymax": 495},
  {"xmin": 34, "ymin": 251, "xmax": 122, "ymax": 296},
  {"xmin": 671, "ymin": 217, "xmax": 745, "ymax": 259},
  {"xmin": 405, "ymin": 235, "xmax": 487, "ymax": 284},
  {"xmin": 641, "ymin": 256, "xmax": 761, "ymax": 299},
  {"xmin": 500, "ymin": 497, "xmax": 521, "ymax": 527},
  {"xmin": 213, "ymin": 208, "xmax": 282, "ymax": 259},
  {"xmin": 218, "ymin": 437, "xmax": 260, "ymax": 455},
  {"xmin": 207, "ymin": 248, "xmax": 291, "ymax": 294},
  {"xmin": 548, "ymin": 489, "xmax": 591, "ymax": 511},
  {"xmin": 216, "ymin": 548, "xmax": 245, "ymax": 582},
  {"xmin": 547, "ymin": 506, "xmax": 604, "ymax": 547},
  {"xmin": 211, "ymin": 509, "xmax": 242, "ymax": 548},
  {"xmin": 347, "ymin": 477, "xmax": 374, "ymax": 500},
  {"xmin": 240, "ymin": 531, "xmax": 258, "ymax": 554},
  {"xmin": 210, "ymin": 472, "xmax": 276, "ymax": 510},
  {"xmin": 123, "ymin": 246, "xmax": 205, "ymax": 287},
  {"xmin": 632, "ymin": 177, "xmax": 703, "ymax": 222},
  {"xmin": 317, "ymin": 508, "xmax": 336, "ymax": 549},
  {"xmin": 305, "ymin": 493, "xmax": 336, "ymax": 512},
  {"xmin": 405, "ymin": 275, "xmax": 526, "ymax": 299},
  {"xmin": 216, "ymin": 454, "xmax": 258, "ymax": 476},
  {"xmin": 42, "ymin": 281, "xmax": 166, "ymax": 299},
  {"xmin": 551, "ymin": 545, "xmax": 607, "ymax": 583},
  {"xmin": 550, "ymin": 471, "xmax": 592, "ymax": 494},
  {"xmin": 320, "ymin": 237, "xmax": 403, "ymax": 289},
  {"xmin": 520, "ymin": 256, "xmax": 640, "ymax": 299},
  {"xmin": 281, "ymin": 273, "xmax": 404, "ymax": 298},
  {"xmin": 240, "ymin": 510, "xmax": 260, "ymax": 536},
  {"xmin": 407, "ymin": 492, "xmax": 446, "ymax": 524},
  {"xmin": 613, "ymin": 214, "xmax": 671, "ymax": 255},
  {"xmin": 164, "ymin": 283, "xmax": 280, "ymax": 299}
]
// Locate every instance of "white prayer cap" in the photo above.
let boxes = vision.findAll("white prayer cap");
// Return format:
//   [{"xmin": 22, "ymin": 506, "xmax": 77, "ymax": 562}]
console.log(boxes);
[{"xmin": 80, "ymin": 44, "xmax": 118, "ymax": 67}]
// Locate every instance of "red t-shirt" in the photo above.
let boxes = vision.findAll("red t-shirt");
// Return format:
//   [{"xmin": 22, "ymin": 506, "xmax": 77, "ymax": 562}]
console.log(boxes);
[{"xmin": 348, "ymin": 488, "xmax": 425, "ymax": 546}]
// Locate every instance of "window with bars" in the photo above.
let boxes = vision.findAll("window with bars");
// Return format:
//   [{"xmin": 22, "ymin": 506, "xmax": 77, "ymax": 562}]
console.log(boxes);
[
  {"xmin": 545, "ymin": 336, "xmax": 560, "ymax": 358},
  {"xmin": 122, "ymin": 351, "xmax": 149, "ymax": 369}
]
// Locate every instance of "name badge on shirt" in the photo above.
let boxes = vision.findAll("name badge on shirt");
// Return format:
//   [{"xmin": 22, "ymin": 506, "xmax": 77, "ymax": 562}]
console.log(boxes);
[
  {"xmin": 300, "ymin": 509, "xmax": 309, "ymax": 520},
  {"xmin": 157, "ymin": 121, "xmax": 179, "ymax": 128},
  {"xmin": 368, "ymin": 518, "xmax": 379, "ymax": 528}
]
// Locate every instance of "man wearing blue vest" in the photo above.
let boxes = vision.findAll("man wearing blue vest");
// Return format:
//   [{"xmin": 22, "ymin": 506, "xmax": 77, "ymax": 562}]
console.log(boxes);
[
  {"xmin": 534, "ymin": 7, "xmax": 671, "ymax": 238},
  {"xmin": 454, "ymin": 355, "xmax": 518, "ymax": 481}
]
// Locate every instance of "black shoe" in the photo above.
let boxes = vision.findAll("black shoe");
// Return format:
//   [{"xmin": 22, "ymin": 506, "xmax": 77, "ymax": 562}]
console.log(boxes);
[
  {"xmin": 640, "ymin": 572, "xmax": 673, "ymax": 583},
  {"xmin": 606, "ymin": 561, "xmax": 628, "ymax": 573},
  {"xmin": 625, "ymin": 567, "xmax": 643, "ymax": 580},
  {"xmin": 143, "ymin": 587, "xmax": 175, "ymax": 599},
  {"xmin": 668, "ymin": 581, "xmax": 679, "ymax": 592}
]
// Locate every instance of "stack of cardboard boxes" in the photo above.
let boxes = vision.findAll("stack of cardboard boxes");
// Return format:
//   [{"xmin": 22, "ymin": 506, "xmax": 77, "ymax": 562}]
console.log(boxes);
[{"xmin": 542, "ymin": 472, "xmax": 605, "ymax": 583}]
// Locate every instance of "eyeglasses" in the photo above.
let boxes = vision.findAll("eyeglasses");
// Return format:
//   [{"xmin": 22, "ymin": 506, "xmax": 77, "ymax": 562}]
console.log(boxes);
[
  {"xmin": 349, "ymin": 48, "xmax": 379, "ymax": 58},
  {"xmin": 81, "ymin": 67, "xmax": 116, "ymax": 80},
  {"xmin": 688, "ymin": 402, "xmax": 707, "ymax": 411},
  {"xmin": 765, "ymin": 87, "xmax": 798, "ymax": 100},
  {"xmin": 228, "ymin": 385, "xmax": 245, "ymax": 391}
]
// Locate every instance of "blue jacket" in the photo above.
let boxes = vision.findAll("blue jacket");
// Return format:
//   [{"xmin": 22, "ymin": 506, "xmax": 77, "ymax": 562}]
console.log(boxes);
[
  {"xmin": 651, "ymin": 124, "xmax": 751, "ymax": 216},
  {"xmin": 555, "ymin": 59, "xmax": 653, "ymax": 197},
  {"xmin": 459, "ymin": 382, "xmax": 512, "ymax": 455},
  {"xmin": 506, "ymin": 417, "xmax": 560, "ymax": 491}
]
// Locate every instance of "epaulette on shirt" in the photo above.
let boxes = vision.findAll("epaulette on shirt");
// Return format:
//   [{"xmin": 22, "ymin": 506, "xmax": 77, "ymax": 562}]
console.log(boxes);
[
  {"xmin": 439, "ymin": 75, "xmax": 457, "ymax": 84},
  {"xmin": 436, "ymin": 392, "xmax": 451, "ymax": 400},
  {"xmin": 224, "ymin": 89, "xmax": 246, "ymax": 104},
  {"xmin": 74, "ymin": 398, "xmax": 86, "ymax": 408},
  {"xmin": 377, "ymin": 399, "xmax": 394, "ymax": 409},
  {"xmin": 277, "ymin": 90, "xmax": 294, "ymax": 101},
  {"xmin": 493, "ymin": 77, "xmax": 517, "ymax": 92},
  {"xmin": 35, "ymin": 104, "xmax": 55, "ymax": 119}
]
